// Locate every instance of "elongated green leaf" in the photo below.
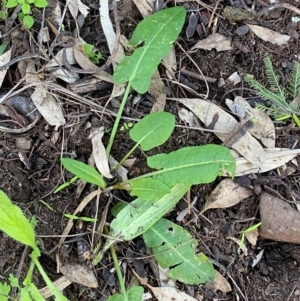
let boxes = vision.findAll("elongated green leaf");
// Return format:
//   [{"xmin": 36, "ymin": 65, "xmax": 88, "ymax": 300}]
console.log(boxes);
[
  {"xmin": 147, "ymin": 145, "xmax": 236, "ymax": 186},
  {"xmin": 129, "ymin": 178, "xmax": 171, "ymax": 200},
  {"xmin": 130, "ymin": 112, "xmax": 175, "ymax": 151},
  {"xmin": 101, "ymin": 183, "xmax": 190, "ymax": 254},
  {"xmin": 61, "ymin": 158, "xmax": 106, "ymax": 189},
  {"xmin": 113, "ymin": 7, "xmax": 186, "ymax": 93},
  {"xmin": 143, "ymin": 218, "xmax": 215, "ymax": 284},
  {"xmin": 0, "ymin": 190, "xmax": 35, "ymax": 248}
]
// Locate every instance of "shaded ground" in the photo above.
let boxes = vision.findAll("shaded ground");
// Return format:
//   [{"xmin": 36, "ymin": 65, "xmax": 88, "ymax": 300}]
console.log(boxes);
[{"xmin": 1, "ymin": 0, "xmax": 300, "ymax": 300}]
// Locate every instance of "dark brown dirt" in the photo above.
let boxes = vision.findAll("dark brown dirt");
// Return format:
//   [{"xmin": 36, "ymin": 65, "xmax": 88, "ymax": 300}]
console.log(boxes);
[{"xmin": 1, "ymin": 0, "xmax": 300, "ymax": 300}]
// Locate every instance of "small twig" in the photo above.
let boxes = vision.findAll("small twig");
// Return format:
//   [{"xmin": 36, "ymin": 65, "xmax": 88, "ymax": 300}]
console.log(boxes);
[
  {"xmin": 207, "ymin": 0, "xmax": 220, "ymax": 29},
  {"xmin": 0, "ymin": 54, "xmax": 49, "ymax": 71},
  {"xmin": 180, "ymin": 69, "xmax": 217, "ymax": 83}
]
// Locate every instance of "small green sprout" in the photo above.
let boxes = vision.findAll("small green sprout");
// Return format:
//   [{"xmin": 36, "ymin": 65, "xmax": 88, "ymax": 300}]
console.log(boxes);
[
  {"xmin": 64, "ymin": 214, "xmax": 97, "ymax": 223},
  {"xmin": 83, "ymin": 43, "xmax": 102, "ymax": 64},
  {"xmin": 6, "ymin": 0, "xmax": 48, "ymax": 28},
  {"xmin": 238, "ymin": 222, "xmax": 262, "ymax": 253},
  {"xmin": 120, "ymin": 122, "xmax": 133, "ymax": 131}
]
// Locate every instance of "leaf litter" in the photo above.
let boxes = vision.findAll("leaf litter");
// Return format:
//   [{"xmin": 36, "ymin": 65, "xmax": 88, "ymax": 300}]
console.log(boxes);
[{"xmin": 1, "ymin": 0, "xmax": 300, "ymax": 300}]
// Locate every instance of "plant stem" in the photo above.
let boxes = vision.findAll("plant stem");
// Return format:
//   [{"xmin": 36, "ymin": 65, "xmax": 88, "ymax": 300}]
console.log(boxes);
[
  {"xmin": 106, "ymin": 82, "xmax": 131, "ymax": 157},
  {"xmin": 104, "ymin": 225, "xmax": 128, "ymax": 300},
  {"xmin": 30, "ymin": 253, "xmax": 68, "ymax": 301},
  {"xmin": 23, "ymin": 260, "xmax": 35, "ymax": 287},
  {"xmin": 113, "ymin": 142, "xmax": 139, "ymax": 171}
]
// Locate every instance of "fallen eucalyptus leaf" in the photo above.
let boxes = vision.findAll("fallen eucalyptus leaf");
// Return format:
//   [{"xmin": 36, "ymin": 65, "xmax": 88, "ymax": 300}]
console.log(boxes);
[
  {"xmin": 0, "ymin": 48, "xmax": 11, "ymax": 87},
  {"xmin": 201, "ymin": 179, "xmax": 252, "ymax": 214},
  {"xmin": 247, "ymin": 24, "xmax": 290, "ymax": 46},
  {"xmin": 89, "ymin": 127, "xmax": 112, "ymax": 179},
  {"xmin": 60, "ymin": 263, "xmax": 98, "ymax": 288},
  {"xmin": 150, "ymin": 286, "xmax": 197, "ymax": 301},
  {"xmin": 66, "ymin": 0, "xmax": 89, "ymax": 19},
  {"xmin": 226, "ymin": 96, "xmax": 275, "ymax": 148},
  {"xmin": 227, "ymin": 148, "xmax": 300, "ymax": 176},
  {"xmin": 172, "ymin": 98, "xmax": 265, "ymax": 165},
  {"xmin": 213, "ymin": 271, "xmax": 232, "ymax": 294},
  {"xmin": 191, "ymin": 33, "xmax": 232, "ymax": 52},
  {"xmin": 26, "ymin": 62, "xmax": 66, "ymax": 128}
]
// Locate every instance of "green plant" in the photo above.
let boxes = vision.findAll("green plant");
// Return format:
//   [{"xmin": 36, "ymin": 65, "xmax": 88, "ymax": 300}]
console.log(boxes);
[
  {"xmin": 238, "ymin": 222, "xmax": 262, "ymax": 253},
  {"xmin": 83, "ymin": 43, "xmax": 102, "ymax": 64},
  {"xmin": 0, "ymin": 0, "xmax": 8, "ymax": 20},
  {"xmin": 57, "ymin": 7, "xmax": 236, "ymax": 300},
  {"xmin": 6, "ymin": 0, "xmax": 48, "ymax": 28},
  {"xmin": 245, "ymin": 56, "xmax": 300, "ymax": 126},
  {"xmin": 0, "ymin": 7, "xmax": 236, "ymax": 301},
  {"xmin": 0, "ymin": 190, "xmax": 68, "ymax": 301},
  {"xmin": 0, "ymin": 43, "xmax": 8, "ymax": 55},
  {"xmin": 59, "ymin": 111, "xmax": 235, "ymax": 300}
]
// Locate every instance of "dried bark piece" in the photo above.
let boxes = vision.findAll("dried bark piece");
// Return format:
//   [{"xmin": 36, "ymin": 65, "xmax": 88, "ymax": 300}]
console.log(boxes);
[{"xmin": 259, "ymin": 192, "xmax": 300, "ymax": 244}]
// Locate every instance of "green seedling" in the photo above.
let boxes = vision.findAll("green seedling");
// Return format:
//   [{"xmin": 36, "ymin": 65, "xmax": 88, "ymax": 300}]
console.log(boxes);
[
  {"xmin": 83, "ymin": 43, "xmax": 102, "ymax": 64},
  {"xmin": 54, "ymin": 175, "xmax": 78, "ymax": 193},
  {"xmin": 238, "ymin": 222, "xmax": 262, "ymax": 253},
  {"xmin": 0, "ymin": 190, "xmax": 68, "ymax": 300},
  {"xmin": 6, "ymin": 0, "xmax": 48, "ymax": 28},
  {"xmin": 245, "ymin": 56, "xmax": 300, "ymax": 126},
  {"xmin": 64, "ymin": 213, "xmax": 97, "ymax": 223},
  {"xmin": 119, "ymin": 122, "xmax": 133, "ymax": 131}
]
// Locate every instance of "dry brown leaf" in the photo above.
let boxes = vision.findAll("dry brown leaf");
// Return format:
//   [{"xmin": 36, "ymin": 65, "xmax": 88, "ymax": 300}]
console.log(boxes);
[
  {"xmin": 245, "ymin": 228, "xmax": 259, "ymax": 246},
  {"xmin": 99, "ymin": 0, "xmax": 124, "ymax": 64},
  {"xmin": 73, "ymin": 42, "xmax": 113, "ymax": 83},
  {"xmin": 226, "ymin": 96, "xmax": 275, "ymax": 148},
  {"xmin": 213, "ymin": 271, "xmax": 232, "ymax": 294},
  {"xmin": 39, "ymin": 276, "xmax": 72, "ymax": 299},
  {"xmin": 149, "ymin": 70, "xmax": 166, "ymax": 112},
  {"xmin": 158, "ymin": 265, "xmax": 176, "ymax": 288},
  {"xmin": 191, "ymin": 33, "xmax": 233, "ymax": 52},
  {"xmin": 60, "ymin": 263, "xmax": 98, "ymax": 288},
  {"xmin": 247, "ymin": 24, "xmax": 290, "ymax": 45},
  {"xmin": 201, "ymin": 179, "xmax": 253, "ymax": 214},
  {"xmin": 89, "ymin": 127, "xmax": 112, "ymax": 178},
  {"xmin": 173, "ymin": 98, "xmax": 266, "ymax": 165},
  {"xmin": 0, "ymin": 48, "xmax": 11, "ymax": 87},
  {"xmin": 66, "ymin": 0, "xmax": 89, "ymax": 20},
  {"xmin": 178, "ymin": 108, "xmax": 196, "ymax": 126},
  {"xmin": 26, "ymin": 62, "xmax": 66, "ymax": 128},
  {"xmin": 228, "ymin": 148, "xmax": 300, "ymax": 176},
  {"xmin": 150, "ymin": 286, "xmax": 197, "ymax": 301},
  {"xmin": 45, "ymin": 48, "xmax": 77, "ymax": 69},
  {"xmin": 133, "ymin": 0, "xmax": 154, "ymax": 17},
  {"xmin": 163, "ymin": 48, "xmax": 176, "ymax": 79},
  {"xmin": 50, "ymin": 68, "xmax": 80, "ymax": 84},
  {"xmin": 227, "ymin": 237, "xmax": 248, "ymax": 255}
]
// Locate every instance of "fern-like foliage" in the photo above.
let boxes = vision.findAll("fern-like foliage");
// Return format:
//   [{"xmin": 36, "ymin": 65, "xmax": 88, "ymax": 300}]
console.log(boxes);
[
  {"xmin": 288, "ymin": 61, "xmax": 300, "ymax": 100},
  {"xmin": 244, "ymin": 56, "xmax": 300, "ymax": 119}
]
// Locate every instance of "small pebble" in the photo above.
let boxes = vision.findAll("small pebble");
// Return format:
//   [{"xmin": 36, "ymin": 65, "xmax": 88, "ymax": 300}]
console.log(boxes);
[{"xmin": 235, "ymin": 25, "xmax": 249, "ymax": 36}]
